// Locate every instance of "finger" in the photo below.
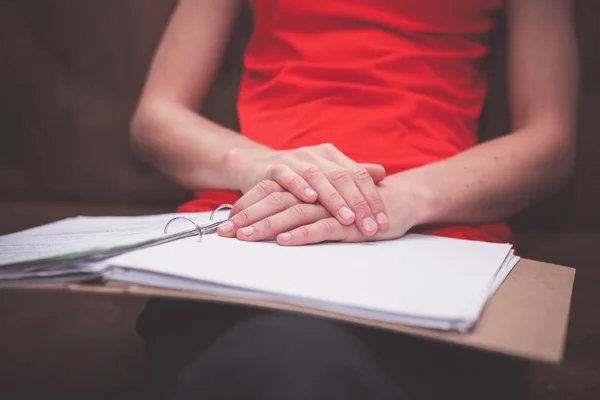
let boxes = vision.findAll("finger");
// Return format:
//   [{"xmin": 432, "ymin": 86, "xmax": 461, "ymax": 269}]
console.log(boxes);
[
  {"xmin": 276, "ymin": 217, "xmax": 363, "ymax": 246},
  {"xmin": 297, "ymin": 163, "xmax": 357, "ymax": 226},
  {"xmin": 229, "ymin": 180, "xmax": 283, "ymax": 217},
  {"xmin": 269, "ymin": 164, "xmax": 318, "ymax": 203},
  {"xmin": 236, "ymin": 203, "xmax": 330, "ymax": 242},
  {"xmin": 350, "ymin": 165, "xmax": 389, "ymax": 230},
  {"xmin": 310, "ymin": 148, "xmax": 388, "ymax": 230},
  {"xmin": 218, "ymin": 191, "xmax": 300, "ymax": 237},
  {"xmin": 321, "ymin": 152, "xmax": 388, "ymax": 230},
  {"xmin": 322, "ymin": 161, "xmax": 379, "ymax": 236},
  {"xmin": 359, "ymin": 163, "xmax": 386, "ymax": 183}
]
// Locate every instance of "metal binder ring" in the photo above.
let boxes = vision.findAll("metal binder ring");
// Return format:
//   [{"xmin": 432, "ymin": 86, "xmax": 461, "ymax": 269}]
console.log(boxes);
[
  {"xmin": 162, "ymin": 204, "xmax": 234, "ymax": 242},
  {"xmin": 210, "ymin": 204, "xmax": 233, "ymax": 220},
  {"xmin": 163, "ymin": 216, "xmax": 203, "ymax": 237}
]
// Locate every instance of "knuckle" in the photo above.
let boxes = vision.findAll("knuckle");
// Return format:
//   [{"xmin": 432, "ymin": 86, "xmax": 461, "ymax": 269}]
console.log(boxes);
[
  {"xmin": 319, "ymin": 218, "xmax": 337, "ymax": 235},
  {"xmin": 302, "ymin": 166, "xmax": 324, "ymax": 181},
  {"xmin": 326, "ymin": 191, "xmax": 344, "ymax": 204},
  {"xmin": 236, "ymin": 209, "xmax": 252, "ymax": 224},
  {"xmin": 289, "ymin": 174, "xmax": 304, "ymax": 188},
  {"xmin": 367, "ymin": 194, "xmax": 385, "ymax": 207},
  {"xmin": 318, "ymin": 142, "xmax": 335, "ymax": 152},
  {"xmin": 296, "ymin": 226, "xmax": 311, "ymax": 239},
  {"xmin": 329, "ymin": 168, "xmax": 352, "ymax": 183},
  {"xmin": 289, "ymin": 204, "xmax": 307, "ymax": 219},
  {"xmin": 267, "ymin": 191, "xmax": 286, "ymax": 206},
  {"xmin": 352, "ymin": 168, "xmax": 372, "ymax": 182},
  {"xmin": 349, "ymin": 197, "xmax": 370, "ymax": 212},
  {"xmin": 269, "ymin": 164, "xmax": 286, "ymax": 178},
  {"xmin": 260, "ymin": 217, "xmax": 273, "ymax": 231},
  {"xmin": 257, "ymin": 179, "xmax": 277, "ymax": 194},
  {"xmin": 295, "ymin": 147, "xmax": 312, "ymax": 158}
]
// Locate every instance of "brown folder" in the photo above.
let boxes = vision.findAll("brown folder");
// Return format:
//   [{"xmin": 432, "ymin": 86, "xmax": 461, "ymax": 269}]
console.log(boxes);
[{"xmin": 1, "ymin": 258, "xmax": 574, "ymax": 364}]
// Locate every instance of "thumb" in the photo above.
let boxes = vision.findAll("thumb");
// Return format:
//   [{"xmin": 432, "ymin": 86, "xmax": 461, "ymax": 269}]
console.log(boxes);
[{"xmin": 360, "ymin": 163, "xmax": 387, "ymax": 183}]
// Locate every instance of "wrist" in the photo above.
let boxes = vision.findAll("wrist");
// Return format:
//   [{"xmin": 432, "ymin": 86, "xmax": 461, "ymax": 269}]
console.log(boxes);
[
  {"xmin": 223, "ymin": 146, "xmax": 274, "ymax": 192},
  {"xmin": 381, "ymin": 173, "xmax": 438, "ymax": 230}
]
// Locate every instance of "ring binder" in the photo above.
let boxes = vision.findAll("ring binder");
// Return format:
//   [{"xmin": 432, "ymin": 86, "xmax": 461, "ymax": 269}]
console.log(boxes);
[{"xmin": 163, "ymin": 204, "xmax": 234, "ymax": 241}]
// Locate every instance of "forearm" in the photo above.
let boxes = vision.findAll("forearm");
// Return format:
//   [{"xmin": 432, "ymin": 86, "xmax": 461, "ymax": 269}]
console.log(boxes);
[
  {"xmin": 129, "ymin": 0, "xmax": 259, "ymax": 191},
  {"xmin": 130, "ymin": 100, "xmax": 270, "ymax": 191},
  {"xmin": 386, "ymin": 127, "xmax": 576, "ymax": 228},
  {"xmin": 383, "ymin": 0, "xmax": 578, "ymax": 230}
]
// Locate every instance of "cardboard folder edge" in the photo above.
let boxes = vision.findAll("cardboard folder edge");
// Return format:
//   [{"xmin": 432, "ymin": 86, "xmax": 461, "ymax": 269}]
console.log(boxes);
[{"xmin": 0, "ymin": 258, "xmax": 575, "ymax": 364}]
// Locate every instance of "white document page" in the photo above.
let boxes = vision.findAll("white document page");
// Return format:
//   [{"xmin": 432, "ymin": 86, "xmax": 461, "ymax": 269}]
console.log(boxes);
[
  {"xmin": 108, "ymin": 234, "xmax": 516, "ymax": 325},
  {"xmin": 0, "ymin": 211, "xmax": 220, "ymax": 267}
]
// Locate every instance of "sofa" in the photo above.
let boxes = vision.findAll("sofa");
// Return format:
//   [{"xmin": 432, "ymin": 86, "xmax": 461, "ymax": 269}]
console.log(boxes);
[{"xmin": 0, "ymin": 1, "xmax": 599, "ymax": 399}]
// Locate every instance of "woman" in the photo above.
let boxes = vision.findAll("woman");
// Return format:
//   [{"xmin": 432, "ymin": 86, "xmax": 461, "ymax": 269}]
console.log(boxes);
[{"xmin": 130, "ymin": 0, "xmax": 577, "ymax": 399}]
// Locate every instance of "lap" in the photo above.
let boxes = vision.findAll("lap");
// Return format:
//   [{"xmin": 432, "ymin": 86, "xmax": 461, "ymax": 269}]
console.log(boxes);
[{"xmin": 137, "ymin": 298, "xmax": 529, "ymax": 400}]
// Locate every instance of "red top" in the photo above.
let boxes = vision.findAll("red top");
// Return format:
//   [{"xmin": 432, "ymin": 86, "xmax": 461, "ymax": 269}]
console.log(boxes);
[{"xmin": 179, "ymin": 0, "xmax": 513, "ymax": 244}]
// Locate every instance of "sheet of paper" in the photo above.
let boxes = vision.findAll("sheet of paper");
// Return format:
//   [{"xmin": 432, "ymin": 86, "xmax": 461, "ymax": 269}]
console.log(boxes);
[
  {"xmin": 0, "ymin": 211, "xmax": 225, "ymax": 267},
  {"xmin": 107, "ymin": 233, "xmax": 516, "ymax": 326}
]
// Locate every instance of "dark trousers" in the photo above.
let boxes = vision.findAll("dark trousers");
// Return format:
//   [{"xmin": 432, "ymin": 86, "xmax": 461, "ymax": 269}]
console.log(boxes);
[{"xmin": 136, "ymin": 299, "xmax": 529, "ymax": 400}]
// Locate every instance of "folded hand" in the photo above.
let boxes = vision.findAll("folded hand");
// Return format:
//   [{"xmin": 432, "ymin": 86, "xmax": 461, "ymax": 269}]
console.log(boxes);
[
  {"xmin": 218, "ymin": 179, "xmax": 416, "ymax": 246},
  {"xmin": 228, "ymin": 143, "xmax": 389, "ymax": 236}
]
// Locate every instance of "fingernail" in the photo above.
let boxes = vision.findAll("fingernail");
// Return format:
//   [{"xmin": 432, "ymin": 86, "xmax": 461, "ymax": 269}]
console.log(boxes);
[
  {"xmin": 339, "ymin": 206, "xmax": 354, "ymax": 220},
  {"xmin": 304, "ymin": 188, "xmax": 316, "ymax": 198},
  {"xmin": 279, "ymin": 232, "xmax": 291, "ymax": 242},
  {"xmin": 219, "ymin": 221, "xmax": 234, "ymax": 233},
  {"xmin": 240, "ymin": 226, "xmax": 254, "ymax": 236},
  {"xmin": 362, "ymin": 217, "xmax": 377, "ymax": 232},
  {"xmin": 376, "ymin": 212, "xmax": 388, "ymax": 225}
]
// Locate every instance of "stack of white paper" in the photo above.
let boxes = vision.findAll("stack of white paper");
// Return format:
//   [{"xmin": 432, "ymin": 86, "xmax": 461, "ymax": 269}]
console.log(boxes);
[
  {"xmin": 104, "ymin": 230, "xmax": 518, "ymax": 332},
  {"xmin": 0, "ymin": 210, "xmax": 519, "ymax": 332}
]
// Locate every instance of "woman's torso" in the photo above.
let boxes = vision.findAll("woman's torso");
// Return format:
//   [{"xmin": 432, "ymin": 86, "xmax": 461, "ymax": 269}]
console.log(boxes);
[{"xmin": 238, "ymin": 0, "xmax": 503, "ymax": 173}]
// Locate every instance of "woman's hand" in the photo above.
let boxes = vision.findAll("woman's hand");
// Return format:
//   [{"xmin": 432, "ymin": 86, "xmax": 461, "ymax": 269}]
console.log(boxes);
[
  {"xmin": 226, "ymin": 143, "xmax": 390, "ymax": 236},
  {"xmin": 217, "ymin": 179, "xmax": 421, "ymax": 246}
]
